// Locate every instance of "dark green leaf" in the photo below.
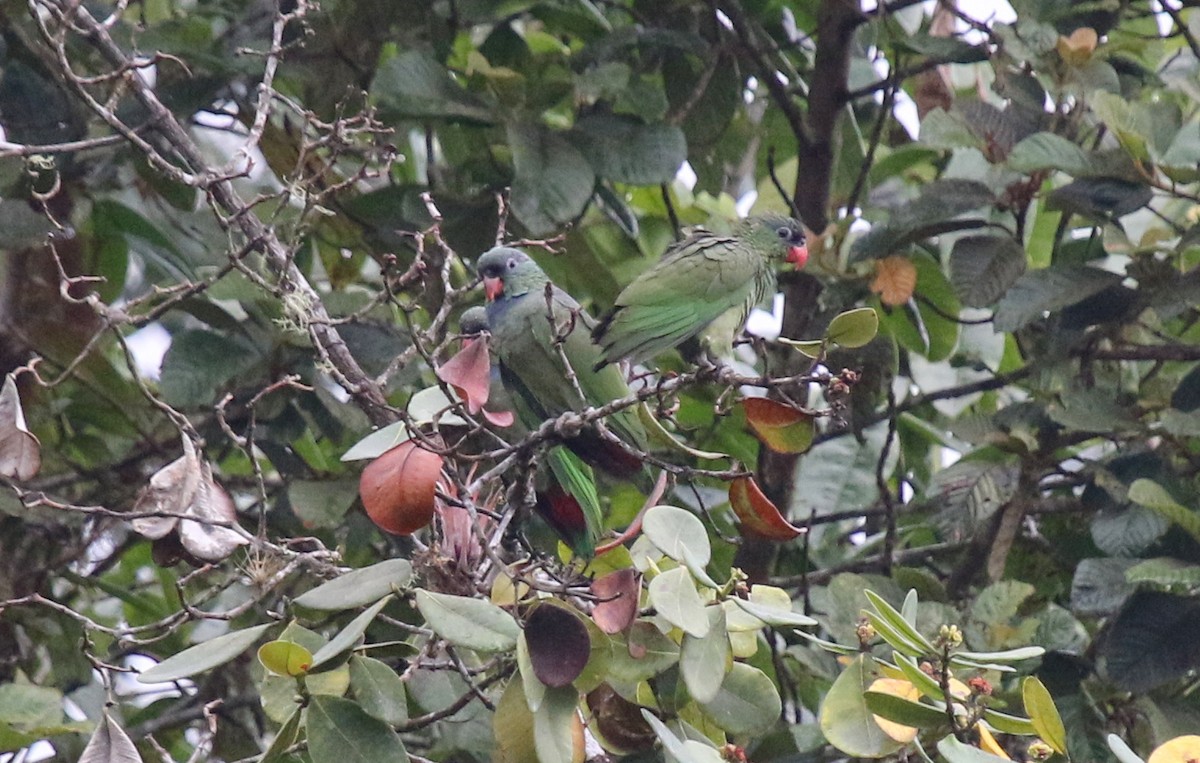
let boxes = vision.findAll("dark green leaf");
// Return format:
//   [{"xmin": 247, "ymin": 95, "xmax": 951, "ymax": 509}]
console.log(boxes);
[
  {"xmin": 306, "ymin": 695, "xmax": 410, "ymax": 763},
  {"xmin": 507, "ymin": 121, "xmax": 595, "ymax": 235},
  {"xmin": 992, "ymin": 265, "xmax": 1122, "ymax": 332},
  {"xmin": 349, "ymin": 656, "xmax": 408, "ymax": 725},
  {"xmin": 850, "ymin": 179, "xmax": 995, "ymax": 262},
  {"xmin": 569, "ymin": 114, "xmax": 686, "ymax": 185},
  {"xmin": 949, "ymin": 235, "xmax": 1027, "ymax": 308},
  {"xmin": 414, "ymin": 589, "xmax": 520, "ymax": 652},
  {"xmin": 862, "ymin": 690, "xmax": 947, "ymax": 729},
  {"xmin": 371, "ymin": 50, "xmax": 494, "ymax": 123},
  {"xmin": 311, "ymin": 597, "xmax": 390, "ymax": 669},
  {"xmin": 1101, "ymin": 591, "xmax": 1200, "ymax": 692}
]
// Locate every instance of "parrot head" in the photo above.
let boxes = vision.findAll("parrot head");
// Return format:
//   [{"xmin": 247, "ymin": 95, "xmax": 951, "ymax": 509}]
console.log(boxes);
[
  {"xmin": 459, "ymin": 306, "xmax": 490, "ymax": 336},
  {"xmin": 745, "ymin": 215, "xmax": 808, "ymax": 269},
  {"xmin": 476, "ymin": 246, "xmax": 547, "ymax": 301}
]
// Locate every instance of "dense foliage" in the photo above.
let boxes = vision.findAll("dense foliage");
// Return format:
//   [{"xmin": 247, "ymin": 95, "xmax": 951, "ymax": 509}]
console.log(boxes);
[{"xmin": 3, "ymin": 0, "xmax": 1200, "ymax": 761}]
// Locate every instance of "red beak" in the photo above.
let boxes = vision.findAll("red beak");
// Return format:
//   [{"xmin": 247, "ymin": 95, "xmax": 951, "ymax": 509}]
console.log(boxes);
[
  {"xmin": 483, "ymin": 276, "xmax": 504, "ymax": 301},
  {"xmin": 787, "ymin": 245, "xmax": 809, "ymax": 268}
]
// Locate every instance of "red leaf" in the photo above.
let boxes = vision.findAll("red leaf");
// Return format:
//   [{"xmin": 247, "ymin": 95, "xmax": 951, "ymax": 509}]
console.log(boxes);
[
  {"xmin": 524, "ymin": 603, "xmax": 591, "ymax": 688},
  {"xmin": 482, "ymin": 408, "xmax": 515, "ymax": 427},
  {"xmin": 586, "ymin": 684, "xmax": 657, "ymax": 754},
  {"xmin": 742, "ymin": 398, "xmax": 814, "ymax": 454},
  {"xmin": 729, "ymin": 476, "xmax": 805, "ymax": 541},
  {"xmin": 591, "ymin": 569, "xmax": 640, "ymax": 634},
  {"xmin": 360, "ymin": 439, "xmax": 443, "ymax": 535},
  {"xmin": 436, "ymin": 338, "xmax": 492, "ymax": 414}
]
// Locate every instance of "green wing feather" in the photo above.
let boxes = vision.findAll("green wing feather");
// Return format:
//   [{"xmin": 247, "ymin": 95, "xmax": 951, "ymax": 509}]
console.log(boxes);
[{"xmin": 594, "ymin": 230, "xmax": 770, "ymax": 366}]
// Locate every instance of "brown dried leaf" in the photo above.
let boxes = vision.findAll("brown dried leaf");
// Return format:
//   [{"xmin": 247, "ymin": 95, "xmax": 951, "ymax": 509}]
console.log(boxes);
[
  {"xmin": 179, "ymin": 462, "xmax": 246, "ymax": 561},
  {"xmin": 360, "ymin": 439, "xmax": 444, "ymax": 535},
  {"xmin": 0, "ymin": 374, "xmax": 41, "ymax": 481},
  {"xmin": 729, "ymin": 476, "xmax": 805, "ymax": 541},
  {"xmin": 130, "ymin": 437, "xmax": 200, "ymax": 539},
  {"xmin": 524, "ymin": 603, "xmax": 591, "ymax": 688},
  {"xmin": 591, "ymin": 569, "xmax": 640, "ymax": 635},
  {"xmin": 870, "ymin": 256, "xmax": 918, "ymax": 307}
]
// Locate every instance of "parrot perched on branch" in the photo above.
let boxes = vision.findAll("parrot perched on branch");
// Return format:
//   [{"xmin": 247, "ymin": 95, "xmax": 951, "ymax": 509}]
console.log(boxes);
[
  {"xmin": 455, "ymin": 306, "xmax": 604, "ymax": 557},
  {"xmin": 476, "ymin": 246, "xmax": 650, "ymax": 481},
  {"xmin": 591, "ymin": 215, "xmax": 808, "ymax": 369}
]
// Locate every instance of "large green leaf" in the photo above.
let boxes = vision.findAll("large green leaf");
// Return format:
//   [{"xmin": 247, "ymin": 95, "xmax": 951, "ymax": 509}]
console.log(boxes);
[
  {"xmin": 348, "ymin": 656, "xmax": 408, "ymax": 725},
  {"xmin": 137, "ymin": 622, "xmax": 275, "ymax": 683},
  {"xmin": 507, "ymin": 121, "xmax": 596, "ymax": 235},
  {"xmin": 311, "ymin": 597, "xmax": 390, "ymax": 669},
  {"xmin": 993, "ymin": 265, "xmax": 1122, "ymax": 332},
  {"xmin": 570, "ymin": 114, "xmax": 686, "ymax": 185},
  {"xmin": 850, "ymin": 179, "xmax": 994, "ymax": 262},
  {"xmin": 642, "ymin": 505, "xmax": 711, "ymax": 568},
  {"xmin": 415, "ymin": 589, "xmax": 520, "ymax": 652},
  {"xmin": 698, "ymin": 662, "xmax": 781, "ymax": 737},
  {"xmin": 1100, "ymin": 591, "xmax": 1200, "ymax": 692},
  {"xmin": 159, "ymin": 329, "xmax": 259, "ymax": 409},
  {"xmin": 371, "ymin": 50, "xmax": 494, "ymax": 122},
  {"xmin": 648, "ymin": 567, "xmax": 710, "ymax": 638},
  {"xmin": 680, "ymin": 607, "xmax": 731, "ymax": 704},
  {"xmin": 306, "ymin": 695, "xmax": 410, "ymax": 763},
  {"xmin": 293, "ymin": 559, "xmax": 414, "ymax": 611},
  {"xmin": 819, "ymin": 654, "xmax": 903, "ymax": 758},
  {"xmin": 949, "ymin": 235, "xmax": 1027, "ymax": 308},
  {"xmin": 533, "ymin": 686, "xmax": 580, "ymax": 763}
]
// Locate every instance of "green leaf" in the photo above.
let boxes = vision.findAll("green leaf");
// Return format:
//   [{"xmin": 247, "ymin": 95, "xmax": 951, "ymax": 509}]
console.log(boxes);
[
  {"xmin": 1125, "ymin": 557, "xmax": 1200, "ymax": 587},
  {"xmin": 864, "ymin": 590, "xmax": 937, "ymax": 654},
  {"xmin": 850, "ymin": 179, "xmax": 994, "ymax": 262},
  {"xmin": 342, "ymin": 422, "xmax": 410, "ymax": 462},
  {"xmin": 138, "ymin": 622, "xmax": 274, "ymax": 683},
  {"xmin": 893, "ymin": 654, "xmax": 943, "ymax": 700},
  {"xmin": 306, "ymin": 695, "xmax": 410, "ymax": 763},
  {"xmin": 1071, "ymin": 558, "xmax": 1136, "ymax": 615},
  {"xmin": 607, "ymin": 623, "xmax": 680, "ymax": 684},
  {"xmin": 349, "ymin": 656, "xmax": 408, "ymax": 725},
  {"xmin": 159, "ymin": 330, "xmax": 258, "ymax": 409},
  {"xmin": 258, "ymin": 640, "xmax": 313, "ymax": 676},
  {"xmin": 533, "ymin": 685, "xmax": 579, "ymax": 763},
  {"xmin": 982, "ymin": 708, "xmax": 1037, "ymax": 736},
  {"xmin": 993, "ymin": 265, "xmax": 1122, "ymax": 332},
  {"xmin": 310, "ymin": 596, "xmax": 391, "ymax": 669},
  {"xmin": 0, "ymin": 683, "xmax": 61, "ymax": 730},
  {"xmin": 1100, "ymin": 591, "xmax": 1200, "ymax": 693},
  {"xmin": 260, "ymin": 706, "xmax": 301, "ymax": 763},
  {"xmin": 287, "ymin": 478, "xmax": 357, "ymax": 529},
  {"xmin": 508, "ymin": 121, "xmax": 596, "ymax": 236},
  {"xmin": 643, "ymin": 505, "xmax": 711, "ymax": 568},
  {"xmin": 641, "ymin": 710, "xmax": 724, "ymax": 763},
  {"xmin": 516, "ymin": 633, "xmax": 547, "ymax": 712},
  {"xmin": 819, "ymin": 654, "xmax": 903, "ymax": 758},
  {"xmin": 79, "ymin": 712, "xmax": 142, "ymax": 763},
  {"xmin": 1046, "ymin": 178, "xmax": 1152, "ymax": 219},
  {"xmin": 698, "ymin": 662, "xmax": 780, "ymax": 737},
  {"xmin": 949, "ymin": 235, "xmax": 1027, "ymax": 308},
  {"xmin": 827, "ymin": 307, "xmax": 880, "ymax": 348},
  {"xmin": 730, "ymin": 596, "xmax": 818, "ymax": 628},
  {"xmin": 293, "ymin": 559, "xmax": 414, "ymax": 611},
  {"xmin": 862, "ymin": 691, "xmax": 947, "ymax": 729},
  {"xmin": 1129, "ymin": 478, "xmax": 1200, "ymax": 544},
  {"xmin": 953, "ymin": 646, "xmax": 1044, "ymax": 662},
  {"xmin": 680, "ymin": 607, "xmax": 731, "ymax": 703},
  {"xmin": 415, "ymin": 589, "xmax": 520, "ymax": 653},
  {"xmin": 937, "ymin": 735, "xmax": 1014, "ymax": 763},
  {"xmin": 371, "ymin": 50, "xmax": 494, "ymax": 123},
  {"xmin": 570, "ymin": 114, "xmax": 686, "ymax": 185},
  {"xmin": 1007, "ymin": 132, "xmax": 1094, "ymax": 176},
  {"xmin": 1022, "ymin": 676, "xmax": 1067, "ymax": 755},
  {"xmin": 648, "ymin": 567, "xmax": 710, "ymax": 638}
]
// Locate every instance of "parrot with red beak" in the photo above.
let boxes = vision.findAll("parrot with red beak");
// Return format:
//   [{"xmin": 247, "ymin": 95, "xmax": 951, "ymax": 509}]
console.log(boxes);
[{"xmin": 591, "ymin": 215, "xmax": 808, "ymax": 369}]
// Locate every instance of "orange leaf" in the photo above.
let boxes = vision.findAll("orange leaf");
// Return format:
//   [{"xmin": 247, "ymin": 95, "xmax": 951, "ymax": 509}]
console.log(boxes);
[
  {"xmin": 436, "ymin": 337, "xmax": 492, "ymax": 414},
  {"xmin": 729, "ymin": 476, "xmax": 804, "ymax": 541},
  {"xmin": 742, "ymin": 398, "xmax": 814, "ymax": 454},
  {"xmin": 870, "ymin": 255, "xmax": 917, "ymax": 307},
  {"xmin": 360, "ymin": 439, "xmax": 443, "ymax": 535},
  {"xmin": 1057, "ymin": 27, "xmax": 1098, "ymax": 65}
]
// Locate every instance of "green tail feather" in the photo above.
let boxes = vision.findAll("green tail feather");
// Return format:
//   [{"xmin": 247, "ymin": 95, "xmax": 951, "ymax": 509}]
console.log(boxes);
[{"xmin": 544, "ymin": 446, "xmax": 603, "ymax": 556}]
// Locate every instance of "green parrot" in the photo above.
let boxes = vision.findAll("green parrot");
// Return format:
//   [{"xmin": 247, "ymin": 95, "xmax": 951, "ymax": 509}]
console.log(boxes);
[
  {"xmin": 457, "ymin": 306, "xmax": 603, "ymax": 557},
  {"xmin": 476, "ymin": 246, "xmax": 650, "ymax": 481},
  {"xmin": 591, "ymin": 215, "xmax": 808, "ymax": 368}
]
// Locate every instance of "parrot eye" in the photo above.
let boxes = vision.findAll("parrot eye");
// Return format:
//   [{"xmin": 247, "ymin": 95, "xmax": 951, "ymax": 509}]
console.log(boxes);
[
  {"xmin": 776, "ymin": 226, "xmax": 792, "ymax": 240},
  {"xmin": 506, "ymin": 258, "xmax": 517, "ymax": 270}
]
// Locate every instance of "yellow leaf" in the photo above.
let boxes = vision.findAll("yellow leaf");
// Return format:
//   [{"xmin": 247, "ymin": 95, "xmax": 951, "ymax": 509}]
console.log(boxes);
[
  {"xmin": 1149, "ymin": 736, "xmax": 1200, "ymax": 763},
  {"xmin": 978, "ymin": 724, "xmax": 1012, "ymax": 760},
  {"xmin": 867, "ymin": 678, "xmax": 921, "ymax": 743},
  {"xmin": 870, "ymin": 256, "xmax": 917, "ymax": 306}
]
